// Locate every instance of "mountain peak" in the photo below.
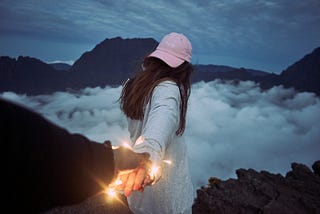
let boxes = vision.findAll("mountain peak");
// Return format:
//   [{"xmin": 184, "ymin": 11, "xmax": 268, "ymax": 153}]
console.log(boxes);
[
  {"xmin": 68, "ymin": 36, "xmax": 158, "ymax": 87},
  {"xmin": 281, "ymin": 46, "xmax": 320, "ymax": 94}
]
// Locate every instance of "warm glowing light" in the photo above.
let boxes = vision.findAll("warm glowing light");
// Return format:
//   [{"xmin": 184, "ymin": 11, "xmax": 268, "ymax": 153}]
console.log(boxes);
[
  {"xmin": 112, "ymin": 141, "xmax": 132, "ymax": 150},
  {"xmin": 135, "ymin": 136, "xmax": 145, "ymax": 145},
  {"xmin": 162, "ymin": 159, "xmax": 172, "ymax": 165},
  {"xmin": 123, "ymin": 142, "xmax": 132, "ymax": 149},
  {"xmin": 111, "ymin": 145, "xmax": 119, "ymax": 149},
  {"xmin": 150, "ymin": 165, "xmax": 159, "ymax": 177},
  {"xmin": 105, "ymin": 178, "xmax": 122, "ymax": 199},
  {"xmin": 115, "ymin": 179, "xmax": 122, "ymax": 186},
  {"xmin": 106, "ymin": 188, "xmax": 117, "ymax": 197}
]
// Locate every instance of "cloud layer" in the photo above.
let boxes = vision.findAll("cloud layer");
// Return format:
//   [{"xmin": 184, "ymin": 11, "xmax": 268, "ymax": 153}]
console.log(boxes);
[
  {"xmin": 2, "ymin": 80, "xmax": 319, "ymax": 189},
  {"xmin": 1, "ymin": 0, "xmax": 320, "ymax": 72}
]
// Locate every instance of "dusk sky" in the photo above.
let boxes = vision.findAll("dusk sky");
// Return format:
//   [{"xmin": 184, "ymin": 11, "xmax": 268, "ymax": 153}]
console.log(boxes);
[{"xmin": 1, "ymin": 0, "xmax": 320, "ymax": 73}]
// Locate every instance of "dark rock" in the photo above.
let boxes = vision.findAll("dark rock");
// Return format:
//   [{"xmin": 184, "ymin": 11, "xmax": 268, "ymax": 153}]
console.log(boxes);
[
  {"xmin": 313, "ymin": 161, "xmax": 320, "ymax": 176},
  {"xmin": 44, "ymin": 193, "xmax": 132, "ymax": 214},
  {"xmin": 192, "ymin": 161, "xmax": 320, "ymax": 214}
]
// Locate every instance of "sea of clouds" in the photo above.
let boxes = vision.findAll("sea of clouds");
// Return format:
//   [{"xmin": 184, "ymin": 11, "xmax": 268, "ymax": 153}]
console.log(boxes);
[{"xmin": 1, "ymin": 80, "xmax": 319, "ymax": 189}]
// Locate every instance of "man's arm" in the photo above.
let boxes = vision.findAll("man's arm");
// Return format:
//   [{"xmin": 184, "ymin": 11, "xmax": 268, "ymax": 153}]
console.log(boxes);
[{"xmin": 1, "ymin": 98, "xmax": 115, "ymax": 212}]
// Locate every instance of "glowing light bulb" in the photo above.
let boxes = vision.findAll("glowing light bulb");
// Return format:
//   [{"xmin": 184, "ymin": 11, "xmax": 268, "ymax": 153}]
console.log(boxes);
[
  {"xmin": 135, "ymin": 136, "xmax": 145, "ymax": 145},
  {"xmin": 115, "ymin": 179, "xmax": 122, "ymax": 186},
  {"xmin": 111, "ymin": 145, "xmax": 119, "ymax": 149},
  {"xmin": 123, "ymin": 142, "xmax": 132, "ymax": 149},
  {"xmin": 106, "ymin": 188, "xmax": 116, "ymax": 197},
  {"xmin": 162, "ymin": 160, "xmax": 172, "ymax": 165},
  {"xmin": 150, "ymin": 165, "xmax": 159, "ymax": 177}
]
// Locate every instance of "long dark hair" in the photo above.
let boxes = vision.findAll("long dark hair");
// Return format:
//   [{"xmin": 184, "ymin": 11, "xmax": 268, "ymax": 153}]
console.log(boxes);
[{"xmin": 120, "ymin": 57, "xmax": 193, "ymax": 135}]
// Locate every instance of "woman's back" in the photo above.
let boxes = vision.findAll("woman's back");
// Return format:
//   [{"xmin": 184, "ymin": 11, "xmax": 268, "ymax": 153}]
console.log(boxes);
[{"xmin": 127, "ymin": 81, "xmax": 194, "ymax": 214}]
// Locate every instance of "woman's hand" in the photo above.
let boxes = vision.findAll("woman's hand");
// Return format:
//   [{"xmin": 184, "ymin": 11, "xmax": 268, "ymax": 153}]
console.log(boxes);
[{"xmin": 117, "ymin": 167, "xmax": 154, "ymax": 197}]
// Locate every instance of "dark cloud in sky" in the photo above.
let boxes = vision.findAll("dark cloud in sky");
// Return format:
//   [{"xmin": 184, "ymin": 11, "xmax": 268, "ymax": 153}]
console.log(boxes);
[
  {"xmin": 1, "ymin": 80, "xmax": 319, "ymax": 189},
  {"xmin": 0, "ymin": 0, "xmax": 320, "ymax": 72}
]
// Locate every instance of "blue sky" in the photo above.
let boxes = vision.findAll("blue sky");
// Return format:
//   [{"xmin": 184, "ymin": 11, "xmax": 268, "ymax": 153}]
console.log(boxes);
[{"xmin": 1, "ymin": 0, "xmax": 319, "ymax": 73}]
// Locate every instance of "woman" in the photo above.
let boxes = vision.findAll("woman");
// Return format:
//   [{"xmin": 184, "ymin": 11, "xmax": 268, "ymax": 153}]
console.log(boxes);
[{"xmin": 119, "ymin": 32, "xmax": 194, "ymax": 214}]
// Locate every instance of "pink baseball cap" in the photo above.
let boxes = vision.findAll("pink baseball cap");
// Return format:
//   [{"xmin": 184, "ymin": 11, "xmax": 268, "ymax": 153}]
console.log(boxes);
[{"xmin": 148, "ymin": 32, "xmax": 192, "ymax": 68}]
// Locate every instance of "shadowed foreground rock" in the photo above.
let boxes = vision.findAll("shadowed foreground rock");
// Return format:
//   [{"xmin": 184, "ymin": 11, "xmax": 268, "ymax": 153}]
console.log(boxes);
[
  {"xmin": 193, "ymin": 161, "xmax": 320, "ymax": 214},
  {"xmin": 45, "ymin": 193, "xmax": 132, "ymax": 214}
]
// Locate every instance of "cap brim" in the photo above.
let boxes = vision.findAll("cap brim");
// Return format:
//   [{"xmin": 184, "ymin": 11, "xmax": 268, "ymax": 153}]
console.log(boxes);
[{"xmin": 148, "ymin": 49, "xmax": 184, "ymax": 68}]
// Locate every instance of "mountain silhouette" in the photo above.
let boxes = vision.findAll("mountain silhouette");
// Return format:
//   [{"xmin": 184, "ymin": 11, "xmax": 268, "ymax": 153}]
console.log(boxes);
[
  {"xmin": 0, "ymin": 37, "xmax": 319, "ymax": 95},
  {"xmin": 0, "ymin": 56, "xmax": 68, "ymax": 94},
  {"xmin": 69, "ymin": 37, "xmax": 158, "ymax": 88},
  {"xmin": 49, "ymin": 63, "xmax": 71, "ymax": 71},
  {"xmin": 281, "ymin": 47, "xmax": 320, "ymax": 95}
]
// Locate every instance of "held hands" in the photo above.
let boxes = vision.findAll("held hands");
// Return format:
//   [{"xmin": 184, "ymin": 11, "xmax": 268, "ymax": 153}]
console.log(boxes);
[
  {"xmin": 117, "ymin": 165, "xmax": 155, "ymax": 197},
  {"xmin": 113, "ymin": 149, "xmax": 157, "ymax": 197},
  {"xmin": 111, "ymin": 145, "xmax": 154, "ymax": 196},
  {"xmin": 107, "ymin": 139, "xmax": 160, "ymax": 197}
]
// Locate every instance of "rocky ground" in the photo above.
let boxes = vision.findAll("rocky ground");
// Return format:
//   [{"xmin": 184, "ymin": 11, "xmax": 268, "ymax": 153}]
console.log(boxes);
[
  {"xmin": 192, "ymin": 160, "xmax": 320, "ymax": 214},
  {"xmin": 43, "ymin": 160, "xmax": 320, "ymax": 213}
]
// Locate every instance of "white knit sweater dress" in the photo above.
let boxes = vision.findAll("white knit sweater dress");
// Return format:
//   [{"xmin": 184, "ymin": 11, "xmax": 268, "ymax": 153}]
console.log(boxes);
[{"xmin": 126, "ymin": 80, "xmax": 194, "ymax": 214}]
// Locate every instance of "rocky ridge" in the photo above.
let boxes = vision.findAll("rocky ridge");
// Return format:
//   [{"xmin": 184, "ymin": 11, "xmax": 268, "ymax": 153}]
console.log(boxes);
[{"xmin": 192, "ymin": 160, "xmax": 320, "ymax": 213}]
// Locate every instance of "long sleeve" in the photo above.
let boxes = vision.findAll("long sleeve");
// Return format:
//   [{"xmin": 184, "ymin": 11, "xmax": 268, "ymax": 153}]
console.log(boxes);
[
  {"xmin": 1, "ymin": 98, "xmax": 115, "ymax": 213},
  {"xmin": 132, "ymin": 81, "xmax": 180, "ymax": 176},
  {"xmin": 127, "ymin": 81, "xmax": 194, "ymax": 214}
]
